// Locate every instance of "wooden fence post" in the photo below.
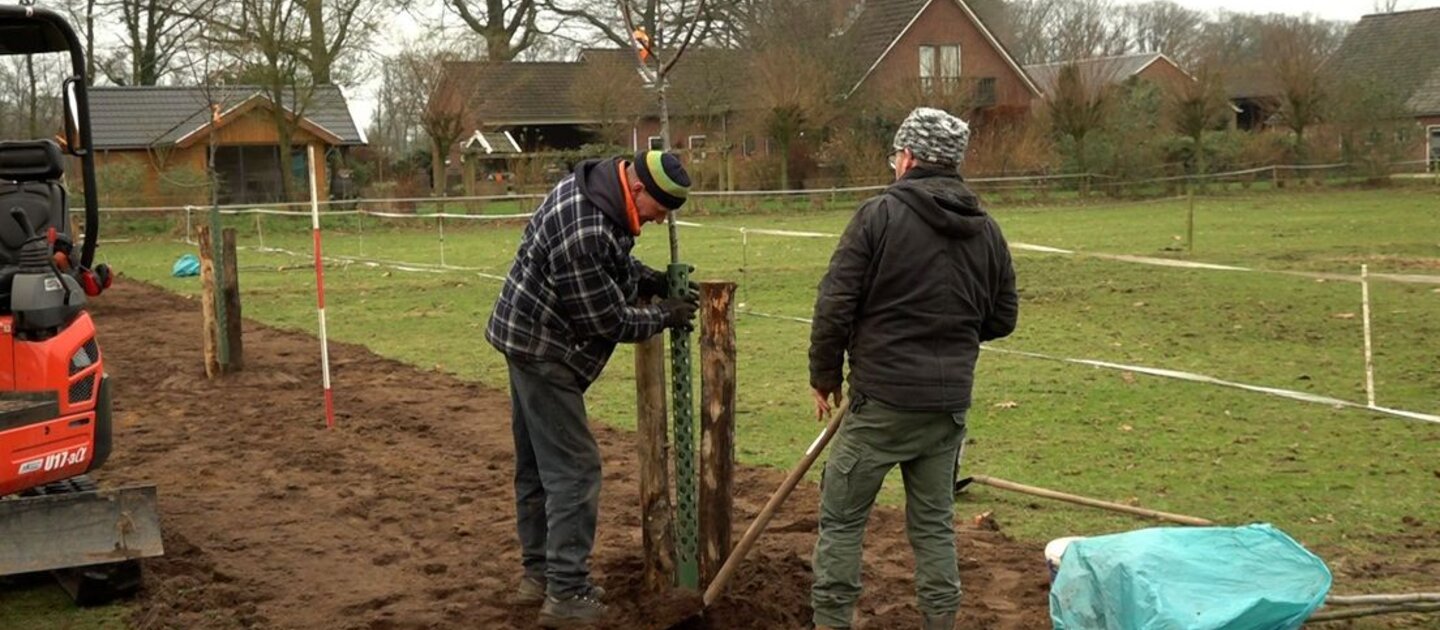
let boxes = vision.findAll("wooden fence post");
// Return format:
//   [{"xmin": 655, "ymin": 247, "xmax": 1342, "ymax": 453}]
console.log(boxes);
[
  {"xmin": 196, "ymin": 225, "xmax": 221, "ymax": 378},
  {"xmin": 221, "ymin": 228, "xmax": 244, "ymax": 372},
  {"xmin": 699, "ymin": 282, "xmax": 737, "ymax": 586},
  {"xmin": 636, "ymin": 333, "xmax": 676, "ymax": 592}
]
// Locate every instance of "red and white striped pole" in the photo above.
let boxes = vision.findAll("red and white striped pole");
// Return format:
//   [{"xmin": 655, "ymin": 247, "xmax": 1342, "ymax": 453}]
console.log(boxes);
[{"xmin": 308, "ymin": 145, "xmax": 337, "ymax": 428}]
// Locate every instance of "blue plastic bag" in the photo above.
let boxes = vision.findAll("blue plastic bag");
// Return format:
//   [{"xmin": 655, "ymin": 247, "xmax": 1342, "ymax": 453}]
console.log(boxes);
[
  {"xmin": 1050, "ymin": 524, "xmax": 1331, "ymax": 630},
  {"xmin": 172, "ymin": 254, "xmax": 200, "ymax": 278}
]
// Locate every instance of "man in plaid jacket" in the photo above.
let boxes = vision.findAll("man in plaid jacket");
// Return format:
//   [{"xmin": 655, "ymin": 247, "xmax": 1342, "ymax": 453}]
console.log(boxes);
[{"xmin": 487, "ymin": 150, "xmax": 697, "ymax": 627}]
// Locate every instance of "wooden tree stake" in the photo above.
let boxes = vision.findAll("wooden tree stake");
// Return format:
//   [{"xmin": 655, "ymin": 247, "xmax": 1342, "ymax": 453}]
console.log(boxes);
[
  {"xmin": 699, "ymin": 282, "xmax": 737, "ymax": 586},
  {"xmin": 636, "ymin": 333, "xmax": 676, "ymax": 592},
  {"xmin": 196, "ymin": 225, "xmax": 220, "ymax": 378},
  {"xmin": 221, "ymin": 228, "xmax": 244, "ymax": 373}
]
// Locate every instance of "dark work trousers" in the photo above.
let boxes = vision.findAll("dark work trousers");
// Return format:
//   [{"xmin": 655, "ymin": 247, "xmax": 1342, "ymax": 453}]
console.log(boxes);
[{"xmin": 507, "ymin": 356, "xmax": 602, "ymax": 598}]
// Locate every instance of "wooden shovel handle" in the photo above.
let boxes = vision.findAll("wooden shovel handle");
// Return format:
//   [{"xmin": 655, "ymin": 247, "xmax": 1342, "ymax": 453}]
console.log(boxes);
[{"xmin": 701, "ymin": 402, "xmax": 848, "ymax": 607}]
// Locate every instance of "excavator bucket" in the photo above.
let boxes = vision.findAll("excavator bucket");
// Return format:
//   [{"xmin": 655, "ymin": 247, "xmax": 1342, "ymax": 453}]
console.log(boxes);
[{"xmin": 0, "ymin": 484, "xmax": 162, "ymax": 576}]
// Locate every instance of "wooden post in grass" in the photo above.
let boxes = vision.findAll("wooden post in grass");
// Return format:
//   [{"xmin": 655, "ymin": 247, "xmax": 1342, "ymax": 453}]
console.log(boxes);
[
  {"xmin": 636, "ymin": 333, "xmax": 676, "ymax": 592},
  {"xmin": 208, "ymin": 207, "xmax": 230, "ymax": 370},
  {"xmin": 699, "ymin": 282, "xmax": 737, "ymax": 586},
  {"xmin": 1187, "ymin": 181, "xmax": 1195, "ymax": 254},
  {"xmin": 196, "ymin": 225, "xmax": 221, "ymax": 378},
  {"xmin": 1361, "ymin": 264, "xmax": 1375, "ymax": 408},
  {"xmin": 221, "ymin": 228, "xmax": 244, "ymax": 373}
]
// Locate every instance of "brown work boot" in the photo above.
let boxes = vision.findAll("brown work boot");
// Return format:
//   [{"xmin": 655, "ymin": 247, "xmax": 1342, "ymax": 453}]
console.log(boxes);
[
  {"xmin": 538, "ymin": 586, "xmax": 607, "ymax": 627},
  {"xmin": 512, "ymin": 575, "xmax": 546, "ymax": 605},
  {"xmin": 922, "ymin": 612, "xmax": 956, "ymax": 629}
]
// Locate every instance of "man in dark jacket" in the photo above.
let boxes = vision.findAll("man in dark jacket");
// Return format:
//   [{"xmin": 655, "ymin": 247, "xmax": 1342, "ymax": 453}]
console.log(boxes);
[
  {"xmin": 487, "ymin": 151, "xmax": 698, "ymax": 628},
  {"xmin": 808, "ymin": 108, "xmax": 1019, "ymax": 630}
]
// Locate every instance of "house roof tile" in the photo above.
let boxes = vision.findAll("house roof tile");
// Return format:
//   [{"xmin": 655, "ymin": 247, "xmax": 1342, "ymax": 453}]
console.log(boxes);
[
  {"xmin": 87, "ymin": 85, "xmax": 364, "ymax": 149},
  {"xmin": 1328, "ymin": 8, "xmax": 1440, "ymax": 116},
  {"xmin": 1024, "ymin": 53, "xmax": 1167, "ymax": 96}
]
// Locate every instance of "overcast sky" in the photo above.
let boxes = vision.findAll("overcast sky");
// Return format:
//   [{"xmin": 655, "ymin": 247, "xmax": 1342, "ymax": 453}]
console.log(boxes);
[{"xmin": 346, "ymin": 0, "xmax": 1440, "ymax": 130}]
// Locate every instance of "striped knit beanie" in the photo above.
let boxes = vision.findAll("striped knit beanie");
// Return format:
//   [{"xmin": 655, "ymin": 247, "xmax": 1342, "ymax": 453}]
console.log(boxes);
[
  {"xmin": 634, "ymin": 151, "xmax": 691, "ymax": 210},
  {"xmin": 892, "ymin": 107, "xmax": 971, "ymax": 168}
]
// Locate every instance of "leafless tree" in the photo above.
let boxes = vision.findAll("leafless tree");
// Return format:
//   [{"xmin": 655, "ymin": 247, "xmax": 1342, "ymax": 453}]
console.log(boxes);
[
  {"xmin": 1260, "ymin": 15, "xmax": 1343, "ymax": 161},
  {"xmin": 1330, "ymin": 75, "xmax": 1410, "ymax": 180},
  {"xmin": 439, "ymin": 0, "xmax": 550, "ymax": 61},
  {"xmin": 296, "ymin": 0, "xmax": 381, "ymax": 85},
  {"xmin": 206, "ymin": 0, "xmax": 313, "ymax": 199},
  {"xmin": 1046, "ymin": 63, "xmax": 1112, "ymax": 185},
  {"xmin": 370, "ymin": 55, "xmax": 427, "ymax": 160},
  {"xmin": 94, "ymin": 0, "xmax": 219, "ymax": 86},
  {"xmin": 1119, "ymin": 1, "xmax": 1204, "ymax": 65},
  {"xmin": 0, "ymin": 55, "xmax": 63, "ymax": 140},
  {"xmin": 549, "ymin": 0, "xmax": 734, "ymax": 50},
  {"xmin": 1047, "ymin": 0, "xmax": 1128, "ymax": 62},
  {"xmin": 998, "ymin": 0, "xmax": 1060, "ymax": 65},
  {"xmin": 400, "ymin": 46, "xmax": 468, "ymax": 196},
  {"xmin": 1165, "ymin": 57, "xmax": 1230, "ymax": 174},
  {"xmin": 741, "ymin": 0, "xmax": 851, "ymax": 189},
  {"xmin": 570, "ymin": 53, "xmax": 647, "ymax": 146}
]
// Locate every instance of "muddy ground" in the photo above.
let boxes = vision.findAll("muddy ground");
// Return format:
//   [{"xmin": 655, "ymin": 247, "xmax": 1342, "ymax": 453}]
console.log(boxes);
[{"xmin": 92, "ymin": 280, "xmax": 1050, "ymax": 629}]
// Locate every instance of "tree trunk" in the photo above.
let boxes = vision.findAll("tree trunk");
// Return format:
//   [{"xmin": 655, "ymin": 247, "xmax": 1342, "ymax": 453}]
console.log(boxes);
[
  {"xmin": 276, "ymin": 123, "xmax": 297, "ymax": 201},
  {"xmin": 85, "ymin": 0, "xmax": 96, "ymax": 80},
  {"xmin": 305, "ymin": 0, "xmax": 331, "ymax": 84},
  {"xmin": 431, "ymin": 139, "xmax": 447, "ymax": 197},
  {"xmin": 777, "ymin": 139, "xmax": 791, "ymax": 191},
  {"xmin": 26, "ymin": 55, "xmax": 39, "ymax": 138}
]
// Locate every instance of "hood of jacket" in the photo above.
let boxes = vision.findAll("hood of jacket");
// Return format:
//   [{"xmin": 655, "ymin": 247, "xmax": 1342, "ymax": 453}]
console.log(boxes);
[
  {"xmin": 574, "ymin": 157, "xmax": 630, "ymax": 231},
  {"xmin": 884, "ymin": 167, "xmax": 988, "ymax": 239}
]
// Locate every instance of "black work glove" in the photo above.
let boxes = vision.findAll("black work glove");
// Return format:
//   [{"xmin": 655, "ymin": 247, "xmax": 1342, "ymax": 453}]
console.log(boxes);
[
  {"xmin": 637, "ymin": 268, "xmax": 668, "ymax": 300},
  {"xmin": 637, "ymin": 267, "xmax": 701, "ymax": 302},
  {"xmin": 659, "ymin": 296, "xmax": 699, "ymax": 331}
]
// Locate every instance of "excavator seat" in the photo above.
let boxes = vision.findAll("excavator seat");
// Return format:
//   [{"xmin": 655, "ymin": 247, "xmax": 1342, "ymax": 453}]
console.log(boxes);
[{"xmin": 0, "ymin": 140, "xmax": 69, "ymax": 311}]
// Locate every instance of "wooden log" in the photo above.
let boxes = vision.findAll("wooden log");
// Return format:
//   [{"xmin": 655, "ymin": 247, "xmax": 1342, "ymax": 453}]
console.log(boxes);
[
  {"xmin": 699, "ymin": 282, "xmax": 737, "ymax": 587},
  {"xmin": 1307, "ymin": 602, "xmax": 1440, "ymax": 623},
  {"xmin": 221, "ymin": 228, "xmax": 244, "ymax": 373},
  {"xmin": 967, "ymin": 475, "xmax": 1214, "ymax": 526},
  {"xmin": 196, "ymin": 225, "xmax": 221, "ymax": 378},
  {"xmin": 1326, "ymin": 593, "xmax": 1440, "ymax": 606},
  {"xmin": 635, "ymin": 332, "xmax": 676, "ymax": 592}
]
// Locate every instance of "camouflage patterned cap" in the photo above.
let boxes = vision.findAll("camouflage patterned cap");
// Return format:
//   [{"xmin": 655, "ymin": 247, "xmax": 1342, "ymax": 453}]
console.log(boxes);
[{"xmin": 892, "ymin": 107, "xmax": 971, "ymax": 167}]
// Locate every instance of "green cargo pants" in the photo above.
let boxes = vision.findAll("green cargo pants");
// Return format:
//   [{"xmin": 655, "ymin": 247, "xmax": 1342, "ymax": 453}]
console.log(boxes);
[{"xmin": 811, "ymin": 394, "xmax": 968, "ymax": 629}]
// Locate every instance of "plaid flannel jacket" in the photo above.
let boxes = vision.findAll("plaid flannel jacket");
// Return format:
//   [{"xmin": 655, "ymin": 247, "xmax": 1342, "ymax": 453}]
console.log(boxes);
[{"xmin": 486, "ymin": 173, "xmax": 667, "ymax": 384}]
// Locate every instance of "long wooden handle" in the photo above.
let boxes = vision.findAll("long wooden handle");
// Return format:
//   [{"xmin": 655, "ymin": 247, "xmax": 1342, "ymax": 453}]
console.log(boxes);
[
  {"xmin": 701, "ymin": 404, "xmax": 847, "ymax": 607},
  {"xmin": 969, "ymin": 475, "xmax": 1214, "ymax": 527}
]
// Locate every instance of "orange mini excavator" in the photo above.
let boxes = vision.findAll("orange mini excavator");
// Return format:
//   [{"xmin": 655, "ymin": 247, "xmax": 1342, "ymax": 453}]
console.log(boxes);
[{"xmin": 0, "ymin": 3, "xmax": 162, "ymax": 604}]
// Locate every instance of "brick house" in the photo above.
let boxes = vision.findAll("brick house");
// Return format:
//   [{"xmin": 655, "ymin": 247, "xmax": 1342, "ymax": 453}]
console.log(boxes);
[
  {"xmin": 842, "ymin": 0, "xmax": 1040, "ymax": 122},
  {"xmin": 1326, "ymin": 8, "xmax": 1440, "ymax": 170},
  {"xmin": 1024, "ymin": 52, "xmax": 1195, "ymax": 99},
  {"xmin": 434, "ymin": 0, "xmax": 1039, "ymax": 187}
]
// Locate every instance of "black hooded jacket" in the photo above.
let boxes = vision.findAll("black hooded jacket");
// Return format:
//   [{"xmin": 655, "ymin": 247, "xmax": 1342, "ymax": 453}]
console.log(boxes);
[{"xmin": 809, "ymin": 167, "xmax": 1018, "ymax": 411}]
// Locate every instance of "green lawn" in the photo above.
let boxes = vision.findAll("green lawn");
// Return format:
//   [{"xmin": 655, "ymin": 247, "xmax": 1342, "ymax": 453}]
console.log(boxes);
[{"xmin": 15, "ymin": 184, "xmax": 1440, "ymax": 624}]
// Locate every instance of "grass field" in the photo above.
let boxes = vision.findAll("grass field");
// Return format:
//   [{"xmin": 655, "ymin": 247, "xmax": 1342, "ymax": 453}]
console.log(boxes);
[{"xmin": 10, "ymin": 184, "xmax": 1439, "ymax": 625}]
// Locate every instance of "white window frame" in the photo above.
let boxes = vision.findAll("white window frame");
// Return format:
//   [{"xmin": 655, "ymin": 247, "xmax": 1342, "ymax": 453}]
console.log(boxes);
[
  {"xmin": 939, "ymin": 44, "xmax": 961, "ymax": 80},
  {"xmin": 648, "ymin": 135, "xmax": 664, "ymax": 151},
  {"xmin": 1428, "ymin": 125, "xmax": 1440, "ymax": 172},
  {"xmin": 919, "ymin": 45, "xmax": 936, "ymax": 93},
  {"xmin": 688, "ymin": 134, "xmax": 708, "ymax": 161}
]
